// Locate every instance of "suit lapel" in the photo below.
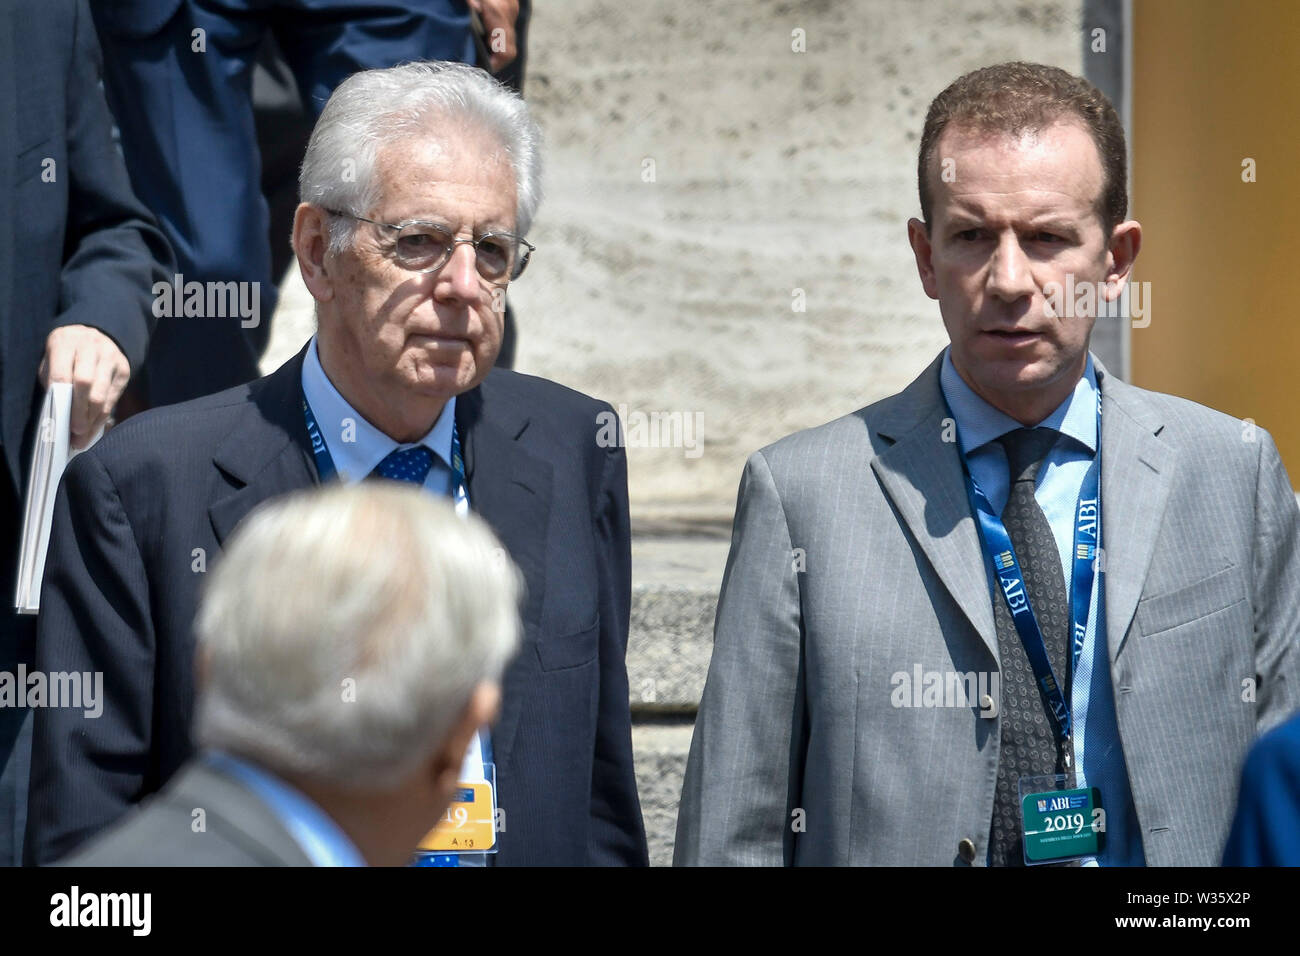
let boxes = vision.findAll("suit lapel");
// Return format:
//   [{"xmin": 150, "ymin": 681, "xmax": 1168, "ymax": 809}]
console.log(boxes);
[
  {"xmin": 456, "ymin": 378, "xmax": 552, "ymax": 774},
  {"xmin": 1096, "ymin": 367, "xmax": 1176, "ymax": 662},
  {"xmin": 869, "ymin": 356, "xmax": 1000, "ymax": 661},
  {"xmin": 869, "ymin": 355, "xmax": 1178, "ymax": 666},
  {"xmin": 209, "ymin": 344, "xmax": 318, "ymax": 545}
]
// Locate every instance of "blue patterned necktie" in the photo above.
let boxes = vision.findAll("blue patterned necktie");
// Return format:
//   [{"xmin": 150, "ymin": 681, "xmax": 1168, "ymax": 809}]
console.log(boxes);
[{"xmin": 370, "ymin": 445, "xmax": 435, "ymax": 485}]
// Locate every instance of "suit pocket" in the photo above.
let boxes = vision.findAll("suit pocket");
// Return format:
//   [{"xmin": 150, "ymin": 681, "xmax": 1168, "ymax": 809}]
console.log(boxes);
[
  {"xmin": 535, "ymin": 616, "xmax": 600, "ymax": 670},
  {"xmin": 1136, "ymin": 564, "xmax": 1248, "ymax": 638}
]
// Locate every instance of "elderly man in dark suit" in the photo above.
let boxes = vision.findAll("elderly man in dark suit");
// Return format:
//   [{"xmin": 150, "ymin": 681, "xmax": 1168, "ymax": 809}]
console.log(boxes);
[
  {"xmin": 67, "ymin": 484, "xmax": 519, "ymax": 867},
  {"xmin": 27, "ymin": 60, "xmax": 648, "ymax": 866},
  {"xmin": 0, "ymin": 0, "xmax": 172, "ymax": 867}
]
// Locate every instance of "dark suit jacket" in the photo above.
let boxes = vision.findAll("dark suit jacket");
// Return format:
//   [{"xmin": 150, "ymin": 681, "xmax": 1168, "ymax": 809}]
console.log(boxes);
[
  {"xmin": 62, "ymin": 758, "xmax": 314, "ymax": 866},
  {"xmin": 0, "ymin": 0, "xmax": 171, "ymax": 490},
  {"xmin": 26, "ymin": 344, "xmax": 648, "ymax": 865}
]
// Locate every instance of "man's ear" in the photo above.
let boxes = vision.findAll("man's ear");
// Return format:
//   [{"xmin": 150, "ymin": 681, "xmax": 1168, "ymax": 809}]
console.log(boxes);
[
  {"xmin": 293, "ymin": 203, "xmax": 335, "ymax": 304},
  {"xmin": 1103, "ymin": 219, "xmax": 1142, "ymax": 302},
  {"xmin": 907, "ymin": 217, "xmax": 941, "ymax": 300},
  {"xmin": 431, "ymin": 683, "xmax": 500, "ymax": 795}
]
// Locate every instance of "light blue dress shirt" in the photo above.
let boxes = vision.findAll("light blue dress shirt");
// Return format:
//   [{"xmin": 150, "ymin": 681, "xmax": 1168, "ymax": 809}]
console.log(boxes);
[
  {"xmin": 205, "ymin": 750, "xmax": 367, "ymax": 867},
  {"xmin": 301, "ymin": 335, "xmax": 457, "ymax": 495},
  {"xmin": 939, "ymin": 347, "xmax": 1144, "ymax": 867},
  {"xmin": 301, "ymin": 335, "xmax": 491, "ymax": 865}
]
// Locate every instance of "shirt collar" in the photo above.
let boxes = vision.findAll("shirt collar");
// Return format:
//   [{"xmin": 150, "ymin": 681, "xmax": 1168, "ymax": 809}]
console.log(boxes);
[
  {"xmin": 939, "ymin": 346, "xmax": 1098, "ymax": 456},
  {"xmin": 302, "ymin": 335, "xmax": 456, "ymax": 482},
  {"xmin": 204, "ymin": 750, "xmax": 368, "ymax": 867}
]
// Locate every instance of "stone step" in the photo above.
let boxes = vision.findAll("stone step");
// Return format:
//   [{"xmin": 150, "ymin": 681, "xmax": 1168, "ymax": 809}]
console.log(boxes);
[
  {"xmin": 631, "ymin": 719, "xmax": 694, "ymax": 867},
  {"xmin": 627, "ymin": 531, "xmax": 730, "ymax": 713},
  {"xmin": 627, "ymin": 529, "xmax": 726, "ymax": 864}
]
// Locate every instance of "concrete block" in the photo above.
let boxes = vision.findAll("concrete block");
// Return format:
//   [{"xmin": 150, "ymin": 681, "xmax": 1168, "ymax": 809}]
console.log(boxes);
[{"xmin": 628, "ymin": 534, "xmax": 729, "ymax": 711}]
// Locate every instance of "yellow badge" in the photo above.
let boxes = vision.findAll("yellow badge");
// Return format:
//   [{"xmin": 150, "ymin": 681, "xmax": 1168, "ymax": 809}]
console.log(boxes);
[{"xmin": 418, "ymin": 781, "xmax": 496, "ymax": 853}]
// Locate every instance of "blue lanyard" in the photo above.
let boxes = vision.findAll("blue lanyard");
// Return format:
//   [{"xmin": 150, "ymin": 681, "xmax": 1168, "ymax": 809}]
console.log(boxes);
[
  {"xmin": 954, "ymin": 395, "xmax": 1102, "ymax": 750},
  {"xmin": 302, "ymin": 397, "xmax": 469, "ymax": 517}
]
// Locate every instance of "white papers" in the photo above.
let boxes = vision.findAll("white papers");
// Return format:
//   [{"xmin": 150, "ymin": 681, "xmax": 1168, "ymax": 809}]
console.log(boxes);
[{"xmin": 13, "ymin": 384, "xmax": 104, "ymax": 614}]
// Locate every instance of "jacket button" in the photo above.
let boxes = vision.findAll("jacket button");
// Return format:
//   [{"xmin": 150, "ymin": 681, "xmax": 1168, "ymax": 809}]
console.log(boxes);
[{"xmin": 958, "ymin": 838, "xmax": 976, "ymax": 863}]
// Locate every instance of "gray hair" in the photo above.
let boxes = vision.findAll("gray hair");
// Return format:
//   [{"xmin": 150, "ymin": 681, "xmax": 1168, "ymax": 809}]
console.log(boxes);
[
  {"xmin": 299, "ymin": 60, "xmax": 543, "ymax": 253},
  {"xmin": 193, "ymin": 483, "xmax": 523, "ymax": 790}
]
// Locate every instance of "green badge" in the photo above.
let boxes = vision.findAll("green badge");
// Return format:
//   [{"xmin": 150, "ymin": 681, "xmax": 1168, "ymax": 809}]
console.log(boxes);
[{"xmin": 1020, "ymin": 786, "xmax": 1103, "ymax": 863}]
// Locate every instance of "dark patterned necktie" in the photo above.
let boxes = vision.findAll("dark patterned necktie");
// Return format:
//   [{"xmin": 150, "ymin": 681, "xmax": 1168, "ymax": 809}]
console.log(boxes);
[
  {"xmin": 987, "ymin": 427, "xmax": 1074, "ymax": 867},
  {"xmin": 370, "ymin": 445, "xmax": 435, "ymax": 485}
]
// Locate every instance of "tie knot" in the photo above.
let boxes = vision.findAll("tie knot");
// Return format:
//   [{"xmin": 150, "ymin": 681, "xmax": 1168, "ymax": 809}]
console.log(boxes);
[
  {"xmin": 997, "ymin": 427, "xmax": 1058, "ymax": 483},
  {"xmin": 371, "ymin": 445, "xmax": 435, "ymax": 485}
]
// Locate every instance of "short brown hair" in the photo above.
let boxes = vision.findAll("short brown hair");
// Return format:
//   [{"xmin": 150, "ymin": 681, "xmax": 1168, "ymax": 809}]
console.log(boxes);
[{"xmin": 917, "ymin": 62, "xmax": 1127, "ymax": 234}]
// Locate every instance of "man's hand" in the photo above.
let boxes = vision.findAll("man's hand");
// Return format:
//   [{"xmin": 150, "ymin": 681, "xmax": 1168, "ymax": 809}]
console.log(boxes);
[
  {"xmin": 39, "ymin": 325, "xmax": 130, "ymax": 450},
  {"xmin": 468, "ymin": 0, "xmax": 519, "ymax": 72}
]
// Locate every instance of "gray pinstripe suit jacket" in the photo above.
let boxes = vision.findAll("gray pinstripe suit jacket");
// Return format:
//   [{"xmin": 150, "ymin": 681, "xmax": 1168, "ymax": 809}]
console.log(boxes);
[{"xmin": 675, "ymin": 352, "xmax": 1300, "ymax": 866}]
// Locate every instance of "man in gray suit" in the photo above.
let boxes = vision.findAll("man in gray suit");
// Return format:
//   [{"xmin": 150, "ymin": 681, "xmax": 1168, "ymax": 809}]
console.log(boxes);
[
  {"xmin": 64, "ymin": 483, "xmax": 520, "ymax": 866},
  {"xmin": 676, "ymin": 62, "xmax": 1300, "ymax": 867}
]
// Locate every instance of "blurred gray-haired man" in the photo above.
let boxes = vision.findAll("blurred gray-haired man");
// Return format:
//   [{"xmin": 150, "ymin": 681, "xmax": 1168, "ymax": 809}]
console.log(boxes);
[{"xmin": 64, "ymin": 483, "xmax": 521, "ymax": 866}]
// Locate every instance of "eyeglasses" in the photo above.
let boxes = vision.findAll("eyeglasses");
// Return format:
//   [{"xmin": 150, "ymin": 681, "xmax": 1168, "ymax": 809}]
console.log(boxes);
[{"xmin": 324, "ymin": 209, "xmax": 535, "ymax": 280}]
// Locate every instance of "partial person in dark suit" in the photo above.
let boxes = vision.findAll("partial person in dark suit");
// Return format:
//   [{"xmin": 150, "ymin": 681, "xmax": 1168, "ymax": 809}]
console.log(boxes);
[
  {"xmin": 0, "ymin": 0, "xmax": 172, "ymax": 867},
  {"xmin": 1222, "ymin": 711, "xmax": 1300, "ymax": 866},
  {"xmin": 91, "ymin": 0, "xmax": 515, "ymax": 408},
  {"xmin": 67, "ymin": 483, "xmax": 519, "ymax": 867},
  {"xmin": 27, "ymin": 61, "xmax": 648, "ymax": 866}
]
